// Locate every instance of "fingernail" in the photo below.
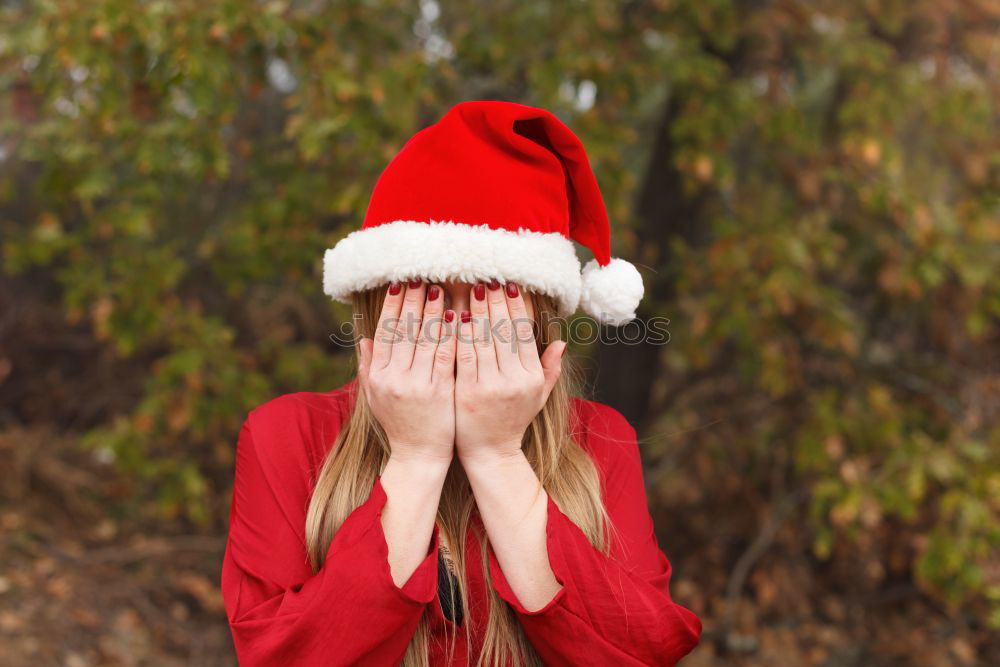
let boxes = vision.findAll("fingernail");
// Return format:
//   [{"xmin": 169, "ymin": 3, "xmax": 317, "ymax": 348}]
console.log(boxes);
[
  {"xmin": 506, "ymin": 281, "xmax": 519, "ymax": 298},
  {"xmin": 460, "ymin": 310, "xmax": 471, "ymax": 323},
  {"xmin": 444, "ymin": 309, "xmax": 455, "ymax": 323},
  {"xmin": 428, "ymin": 285, "xmax": 440, "ymax": 301},
  {"xmin": 474, "ymin": 283, "xmax": 486, "ymax": 300},
  {"xmin": 389, "ymin": 282, "xmax": 401, "ymax": 295},
  {"xmin": 487, "ymin": 278, "xmax": 501, "ymax": 291},
  {"xmin": 560, "ymin": 343, "xmax": 568, "ymax": 358},
  {"xmin": 408, "ymin": 278, "xmax": 422, "ymax": 289}
]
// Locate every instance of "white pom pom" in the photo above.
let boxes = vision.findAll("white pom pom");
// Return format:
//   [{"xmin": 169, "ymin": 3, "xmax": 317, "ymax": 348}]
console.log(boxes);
[{"xmin": 580, "ymin": 257, "xmax": 644, "ymax": 326}]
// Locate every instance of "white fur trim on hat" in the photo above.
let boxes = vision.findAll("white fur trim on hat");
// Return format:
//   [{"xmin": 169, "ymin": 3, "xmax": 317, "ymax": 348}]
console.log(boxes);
[
  {"xmin": 579, "ymin": 257, "xmax": 644, "ymax": 326},
  {"xmin": 323, "ymin": 220, "xmax": 583, "ymax": 315}
]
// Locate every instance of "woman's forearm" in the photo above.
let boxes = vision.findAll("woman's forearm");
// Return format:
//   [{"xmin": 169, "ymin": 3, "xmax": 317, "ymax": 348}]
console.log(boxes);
[
  {"xmin": 460, "ymin": 447, "xmax": 563, "ymax": 612},
  {"xmin": 379, "ymin": 451, "xmax": 451, "ymax": 588}
]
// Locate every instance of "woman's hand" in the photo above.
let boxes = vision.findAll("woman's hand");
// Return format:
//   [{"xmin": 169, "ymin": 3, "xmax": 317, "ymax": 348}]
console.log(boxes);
[
  {"xmin": 357, "ymin": 279, "xmax": 458, "ymax": 464},
  {"xmin": 454, "ymin": 280, "xmax": 566, "ymax": 464}
]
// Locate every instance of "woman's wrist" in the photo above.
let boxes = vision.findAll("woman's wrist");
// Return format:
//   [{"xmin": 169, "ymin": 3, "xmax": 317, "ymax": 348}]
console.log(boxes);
[
  {"xmin": 385, "ymin": 446, "xmax": 454, "ymax": 474},
  {"xmin": 457, "ymin": 440, "xmax": 526, "ymax": 470}
]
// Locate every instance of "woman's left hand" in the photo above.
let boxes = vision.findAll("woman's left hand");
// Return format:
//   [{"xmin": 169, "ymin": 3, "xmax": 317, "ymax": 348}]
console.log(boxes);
[{"xmin": 454, "ymin": 280, "xmax": 567, "ymax": 463}]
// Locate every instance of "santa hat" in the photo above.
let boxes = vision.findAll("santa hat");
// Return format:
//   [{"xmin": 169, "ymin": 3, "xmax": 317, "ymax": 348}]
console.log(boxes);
[{"xmin": 322, "ymin": 100, "xmax": 644, "ymax": 326}]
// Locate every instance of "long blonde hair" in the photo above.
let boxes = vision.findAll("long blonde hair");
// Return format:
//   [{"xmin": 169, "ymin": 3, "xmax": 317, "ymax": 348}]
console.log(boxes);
[{"xmin": 305, "ymin": 285, "xmax": 619, "ymax": 666}]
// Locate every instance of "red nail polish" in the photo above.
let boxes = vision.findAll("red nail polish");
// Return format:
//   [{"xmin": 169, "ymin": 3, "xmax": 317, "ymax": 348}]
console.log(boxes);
[
  {"xmin": 389, "ymin": 282, "xmax": 401, "ymax": 295},
  {"xmin": 409, "ymin": 278, "xmax": 422, "ymax": 289},
  {"xmin": 460, "ymin": 310, "xmax": 471, "ymax": 323},
  {"xmin": 474, "ymin": 283, "xmax": 486, "ymax": 300},
  {"xmin": 487, "ymin": 278, "xmax": 501, "ymax": 291},
  {"xmin": 444, "ymin": 309, "xmax": 455, "ymax": 322},
  {"xmin": 428, "ymin": 285, "xmax": 440, "ymax": 301},
  {"xmin": 506, "ymin": 281, "xmax": 519, "ymax": 298}
]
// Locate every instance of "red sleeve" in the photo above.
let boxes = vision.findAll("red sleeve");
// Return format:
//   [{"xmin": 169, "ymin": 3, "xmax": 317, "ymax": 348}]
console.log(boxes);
[
  {"xmin": 221, "ymin": 414, "xmax": 440, "ymax": 666},
  {"xmin": 485, "ymin": 403, "xmax": 702, "ymax": 666}
]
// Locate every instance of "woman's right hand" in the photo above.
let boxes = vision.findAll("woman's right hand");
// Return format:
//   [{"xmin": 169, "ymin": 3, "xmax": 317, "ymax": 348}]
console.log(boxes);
[{"xmin": 357, "ymin": 279, "xmax": 457, "ymax": 464}]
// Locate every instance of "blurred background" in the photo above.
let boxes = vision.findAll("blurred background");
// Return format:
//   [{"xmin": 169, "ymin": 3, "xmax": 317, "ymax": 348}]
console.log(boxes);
[{"xmin": 1, "ymin": 1, "xmax": 998, "ymax": 665}]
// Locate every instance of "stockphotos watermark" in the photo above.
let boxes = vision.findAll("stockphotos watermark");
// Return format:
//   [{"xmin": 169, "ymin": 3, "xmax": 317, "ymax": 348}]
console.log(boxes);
[{"xmin": 328, "ymin": 312, "xmax": 671, "ymax": 350}]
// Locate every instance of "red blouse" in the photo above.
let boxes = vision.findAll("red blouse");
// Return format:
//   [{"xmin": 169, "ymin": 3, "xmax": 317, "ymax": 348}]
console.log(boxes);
[{"xmin": 221, "ymin": 378, "xmax": 701, "ymax": 666}]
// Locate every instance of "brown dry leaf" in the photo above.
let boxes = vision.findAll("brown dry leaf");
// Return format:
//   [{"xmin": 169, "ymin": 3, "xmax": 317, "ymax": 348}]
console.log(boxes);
[
  {"xmin": 0, "ymin": 610, "xmax": 23, "ymax": 632},
  {"xmin": 167, "ymin": 395, "xmax": 192, "ymax": 433},
  {"xmin": 99, "ymin": 608, "xmax": 152, "ymax": 666},
  {"xmin": 71, "ymin": 606, "xmax": 101, "ymax": 628},
  {"xmin": 45, "ymin": 575, "xmax": 72, "ymax": 600},
  {"xmin": 949, "ymin": 637, "xmax": 977, "ymax": 665},
  {"xmin": 752, "ymin": 569, "xmax": 780, "ymax": 609},
  {"xmin": 175, "ymin": 572, "xmax": 226, "ymax": 613},
  {"xmin": 64, "ymin": 651, "xmax": 91, "ymax": 667}
]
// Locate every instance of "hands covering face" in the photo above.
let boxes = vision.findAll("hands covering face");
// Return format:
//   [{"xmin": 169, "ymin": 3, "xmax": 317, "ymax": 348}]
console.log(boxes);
[
  {"xmin": 357, "ymin": 280, "xmax": 457, "ymax": 464},
  {"xmin": 357, "ymin": 279, "xmax": 567, "ymax": 466},
  {"xmin": 454, "ymin": 279, "xmax": 565, "ymax": 462}
]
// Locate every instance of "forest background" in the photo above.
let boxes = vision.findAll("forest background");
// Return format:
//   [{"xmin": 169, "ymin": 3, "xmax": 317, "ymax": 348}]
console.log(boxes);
[{"xmin": 1, "ymin": 1, "xmax": 998, "ymax": 664}]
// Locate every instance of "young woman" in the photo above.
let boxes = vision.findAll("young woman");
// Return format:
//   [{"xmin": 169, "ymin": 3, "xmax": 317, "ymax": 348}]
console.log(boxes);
[{"xmin": 221, "ymin": 101, "xmax": 702, "ymax": 666}]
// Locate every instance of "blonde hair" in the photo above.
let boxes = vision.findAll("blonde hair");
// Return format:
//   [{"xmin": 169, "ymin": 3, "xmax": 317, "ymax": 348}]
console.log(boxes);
[{"xmin": 305, "ymin": 285, "xmax": 619, "ymax": 666}]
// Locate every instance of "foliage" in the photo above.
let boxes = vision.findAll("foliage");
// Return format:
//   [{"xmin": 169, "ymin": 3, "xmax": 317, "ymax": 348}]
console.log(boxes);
[{"xmin": 657, "ymin": 0, "xmax": 1000, "ymax": 629}]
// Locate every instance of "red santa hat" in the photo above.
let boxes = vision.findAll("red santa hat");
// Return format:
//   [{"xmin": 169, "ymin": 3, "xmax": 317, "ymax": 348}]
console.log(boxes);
[{"xmin": 322, "ymin": 100, "xmax": 644, "ymax": 325}]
